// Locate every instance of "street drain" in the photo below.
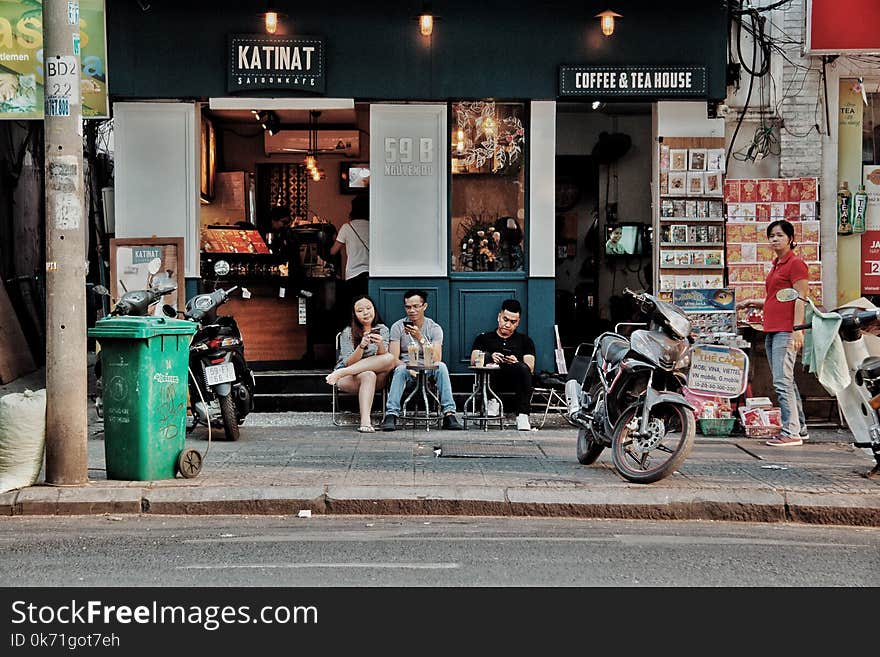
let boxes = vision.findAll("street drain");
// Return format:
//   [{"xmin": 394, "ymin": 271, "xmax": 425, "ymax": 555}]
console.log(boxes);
[{"xmin": 434, "ymin": 441, "xmax": 542, "ymax": 458}]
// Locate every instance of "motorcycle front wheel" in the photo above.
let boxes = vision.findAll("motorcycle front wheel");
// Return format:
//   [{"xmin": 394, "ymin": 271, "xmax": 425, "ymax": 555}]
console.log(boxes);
[
  {"xmin": 576, "ymin": 428, "xmax": 605, "ymax": 465},
  {"xmin": 219, "ymin": 393, "xmax": 240, "ymax": 441},
  {"xmin": 611, "ymin": 402, "xmax": 695, "ymax": 484}
]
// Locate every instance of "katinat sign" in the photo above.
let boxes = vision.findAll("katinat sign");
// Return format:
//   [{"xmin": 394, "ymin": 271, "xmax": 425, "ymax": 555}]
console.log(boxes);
[
  {"xmin": 228, "ymin": 34, "xmax": 325, "ymax": 93},
  {"xmin": 806, "ymin": 0, "xmax": 880, "ymax": 53},
  {"xmin": 559, "ymin": 65, "xmax": 707, "ymax": 99}
]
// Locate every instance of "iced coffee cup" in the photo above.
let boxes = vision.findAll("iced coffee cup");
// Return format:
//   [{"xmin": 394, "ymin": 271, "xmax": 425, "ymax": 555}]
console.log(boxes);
[
  {"xmin": 407, "ymin": 341, "xmax": 419, "ymax": 365},
  {"xmin": 423, "ymin": 343, "xmax": 434, "ymax": 367},
  {"xmin": 474, "ymin": 350, "xmax": 485, "ymax": 368}
]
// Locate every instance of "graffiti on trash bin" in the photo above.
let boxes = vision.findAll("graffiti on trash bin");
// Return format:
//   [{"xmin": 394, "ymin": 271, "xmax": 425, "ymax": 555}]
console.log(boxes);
[
  {"xmin": 108, "ymin": 375, "xmax": 128, "ymax": 402},
  {"xmin": 156, "ymin": 381, "xmax": 185, "ymax": 441}
]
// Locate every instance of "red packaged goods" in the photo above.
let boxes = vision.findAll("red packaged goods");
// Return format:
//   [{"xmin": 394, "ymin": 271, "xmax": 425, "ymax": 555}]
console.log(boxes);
[
  {"xmin": 809, "ymin": 282, "xmax": 823, "ymax": 304},
  {"xmin": 740, "ymin": 179, "xmax": 758, "ymax": 203},
  {"xmin": 808, "ymin": 263, "xmax": 822, "ymax": 281},
  {"xmin": 771, "ymin": 202, "xmax": 785, "ymax": 218},
  {"xmin": 724, "ymin": 179, "xmax": 741, "ymax": 203},
  {"xmin": 757, "ymin": 243, "xmax": 775, "ymax": 261},
  {"xmin": 754, "ymin": 223, "xmax": 770, "ymax": 240},
  {"xmin": 756, "ymin": 204, "xmax": 771, "ymax": 221},
  {"xmin": 771, "ymin": 179, "xmax": 788, "ymax": 202},
  {"xmin": 799, "ymin": 177, "xmax": 818, "ymax": 201},
  {"xmin": 728, "ymin": 264, "xmax": 766, "ymax": 283},
  {"xmin": 726, "ymin": 223, "xmax": 748, "ymax": 243},
  {"xmin": 800, "ymin": 244, "xmax": 819, "ymax": 261},
  {"xmin": 799, "ymin": 202, "xmax": 817, "ymax": 220},
  {"xmin": 727, "ymin": 244, "xmax": 744, "ymax": 263},
  {"xmin": 757, "ymin": 179, "xmax": 773, "ymax": 202},
  {"xmin": 787, "ymin": 178, "xmax": 801, "ymax": 201},
  {"xmin": 784, "ymin": 203, "xmax": 800, "ymax": 220},
  {"xmin": 792, "ymin": 222, "xmax": 803, "ymax": 242},
  {"xmin": 801, "ymin": 221, "xmax": 820, "ymax": 243}
]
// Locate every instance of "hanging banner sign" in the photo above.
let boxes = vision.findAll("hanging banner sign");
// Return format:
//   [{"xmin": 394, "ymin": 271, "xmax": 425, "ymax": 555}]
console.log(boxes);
[
  {"xmin": 559, "ymin": 65, "xmax": 707, "ymax": 98},
  {"xmin": 687, "ymin": 345, "xmax": 749, "ymax": 398},
  {"xmin": 228, "ymin": 34, "xmax": 325, "ymax": 93},
  {"xmin": 0, "ymin": 0, "xmax": 108, "ymax": 119}
]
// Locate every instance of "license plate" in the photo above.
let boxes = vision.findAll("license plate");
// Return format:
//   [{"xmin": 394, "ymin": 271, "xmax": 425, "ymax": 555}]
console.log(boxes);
[{"xmin": 204, "ymin": 361, "xmax": 236, "ymax": 386}]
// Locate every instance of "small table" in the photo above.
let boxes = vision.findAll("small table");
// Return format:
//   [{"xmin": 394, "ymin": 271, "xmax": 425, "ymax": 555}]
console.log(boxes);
[
  {"xmin": 400, "ymin": 363, "xmax": 442, "ymax": 430},
  {"xmin": 463, "ymin": 365, "xmax": 506, "ymax": 431}
]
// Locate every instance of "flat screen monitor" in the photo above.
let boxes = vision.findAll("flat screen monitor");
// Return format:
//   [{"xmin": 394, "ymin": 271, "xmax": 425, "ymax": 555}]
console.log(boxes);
[
  {"xmin": 605, "ymin": 223, "xmax": 649, "ymax": 256},
  {"xmin": 340, "ymin": 162, "xmax": 370, "ymax": 193}
]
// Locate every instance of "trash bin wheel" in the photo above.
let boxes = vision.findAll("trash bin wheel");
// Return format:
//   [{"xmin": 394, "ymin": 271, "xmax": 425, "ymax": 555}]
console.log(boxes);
[{"xmin": 177, "ymin": 448, "xmax": 203, "ymax": 478}]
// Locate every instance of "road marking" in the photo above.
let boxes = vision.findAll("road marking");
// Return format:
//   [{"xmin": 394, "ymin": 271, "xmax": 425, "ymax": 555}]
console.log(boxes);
[{"xmin": 177, "ymin": 562, "xmax": 459, "ymax": 570}]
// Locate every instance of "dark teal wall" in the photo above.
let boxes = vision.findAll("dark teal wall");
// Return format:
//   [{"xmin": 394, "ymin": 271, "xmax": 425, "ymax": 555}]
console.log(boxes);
[
  {"xmin": 107, "ymin": 1, "xmax": 729, "ymax": 101},
  {"xmin": 371, "ymin": 277, "xmax": 554, "ymax": 373}
]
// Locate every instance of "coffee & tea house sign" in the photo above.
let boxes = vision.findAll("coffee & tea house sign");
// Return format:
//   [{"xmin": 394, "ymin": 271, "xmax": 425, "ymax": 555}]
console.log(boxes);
[
  {"xmin": 228, "ymin": 34, "xmax": 325, "ymax": 93},
  {"xmin": 559, "ymin": 65, "xmax": 707, "ymax": 98}
]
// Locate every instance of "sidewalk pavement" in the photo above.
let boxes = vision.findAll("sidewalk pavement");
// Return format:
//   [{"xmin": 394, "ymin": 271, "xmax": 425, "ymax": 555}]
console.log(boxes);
[{"xmin": 1, "ymin": 370, "xmax": 879, "ymax": 525}]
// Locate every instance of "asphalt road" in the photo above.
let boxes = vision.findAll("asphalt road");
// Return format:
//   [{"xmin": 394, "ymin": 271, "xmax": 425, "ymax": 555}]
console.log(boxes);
[{"xmin": 0, "ymin": 516, "xmax": 877, "ymax": 587}]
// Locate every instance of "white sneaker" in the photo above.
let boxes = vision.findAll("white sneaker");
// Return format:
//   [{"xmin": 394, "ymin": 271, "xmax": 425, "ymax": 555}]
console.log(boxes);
[
  {"xmin": 516, "ymin": 414, "xmax": 531, "ymax": 431},
  {"xmin": 486, "ymin": 399, "xmax": 500, "ymax": 417}
]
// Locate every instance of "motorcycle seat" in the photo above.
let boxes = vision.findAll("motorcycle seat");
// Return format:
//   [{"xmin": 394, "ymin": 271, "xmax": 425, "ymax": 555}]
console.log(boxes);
[{"xmin": 599, "ymin": 335, "xmax": 629, "ymax": 365}]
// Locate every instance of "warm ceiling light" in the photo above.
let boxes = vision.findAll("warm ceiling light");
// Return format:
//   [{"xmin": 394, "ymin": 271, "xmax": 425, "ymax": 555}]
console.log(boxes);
[
  {"xmin": 595, "ymin": 9, "xmax": 622, "ymax": 37},
  {"xmin": 304, "ymin": 155, "xmax": 316, "ymax": 170},
  {"xmin": 265, "ymin": 11, "xmax": 278, "ymax": 34},
  {"xmin": 260, "ymin": 3, "xmax": 286, "ymax": 35},
  {"xmin": 416, "ymin": 3, "xmax": 439, "ymax": 37},
  {"xmin": 419, "ymin": 13, "xmax": 434, "ymax": 36}
]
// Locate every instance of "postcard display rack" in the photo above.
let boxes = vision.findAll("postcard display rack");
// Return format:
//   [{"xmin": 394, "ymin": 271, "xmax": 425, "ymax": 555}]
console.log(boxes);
[
  {"xmin": 657, "ymin": 137, "xmax": 727, "ymax": 298},
  {"xmin": 724, "ymin": 177, "xmax": 823, "ymax": 319}
]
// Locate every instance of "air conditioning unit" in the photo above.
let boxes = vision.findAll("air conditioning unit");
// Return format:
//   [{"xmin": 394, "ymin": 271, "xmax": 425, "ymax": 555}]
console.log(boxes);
[{"xmin": 264, "ymin": 130, "xmax": 360, "ymax": 156}]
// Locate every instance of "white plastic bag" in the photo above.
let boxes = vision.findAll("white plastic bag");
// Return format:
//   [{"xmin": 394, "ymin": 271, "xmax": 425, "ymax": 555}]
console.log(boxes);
[{"xmin": 0, "ymin": 388, "xmax": 47, "ymax": 493}]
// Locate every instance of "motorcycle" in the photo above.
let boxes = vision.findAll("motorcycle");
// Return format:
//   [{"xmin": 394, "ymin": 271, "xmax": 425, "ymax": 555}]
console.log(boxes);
[
  {"xmin": 93, "ymin": 258, "xmax": 176, "ymax": 418},
  {"xmin": 564, "ymin": 287, "xmax": 696, "ymax": 483},
  {"xmin": 777, "ymin": 288, "xmax": 880, "ymax": 477},
  {"xmin": 164, "ymin": 260, "xmax": 254, "ymax": 442}
]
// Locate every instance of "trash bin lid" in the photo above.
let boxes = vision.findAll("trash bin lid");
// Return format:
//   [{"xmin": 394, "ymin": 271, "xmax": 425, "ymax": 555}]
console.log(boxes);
[{"xmin": 88, "ymin": 316, "xmax": 197, "ymax": 339}]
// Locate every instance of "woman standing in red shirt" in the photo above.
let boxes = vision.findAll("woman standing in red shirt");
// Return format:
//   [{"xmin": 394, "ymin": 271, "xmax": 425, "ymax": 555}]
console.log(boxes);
[{"xmin": 736, "ymin": 220, "xmax": 810, "ymax": 446}]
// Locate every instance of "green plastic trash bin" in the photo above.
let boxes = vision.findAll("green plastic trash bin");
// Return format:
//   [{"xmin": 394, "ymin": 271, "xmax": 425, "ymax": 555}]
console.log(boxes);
[{"xmin": 88, "ymin": 316, "xmax": 200, "ymax": 480}]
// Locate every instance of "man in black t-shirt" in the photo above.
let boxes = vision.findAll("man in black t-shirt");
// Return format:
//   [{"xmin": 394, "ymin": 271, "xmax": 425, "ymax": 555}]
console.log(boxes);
[{"xmin": 470, "ymin": 298, "xmax": 536, "ymax": 431}]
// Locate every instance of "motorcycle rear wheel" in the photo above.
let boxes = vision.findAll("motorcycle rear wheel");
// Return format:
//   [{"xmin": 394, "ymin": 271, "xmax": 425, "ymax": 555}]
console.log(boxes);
[
  {"xmin": 219, "ymin": 393, "xmax": 240, "ymax": 441},
  {"xmin": 576, "ymin": 428, "xmax": 605, "ymax": 465},
  {"xmin": 611, "ymin": 402, "xmax": 695, "ymax": 484}
]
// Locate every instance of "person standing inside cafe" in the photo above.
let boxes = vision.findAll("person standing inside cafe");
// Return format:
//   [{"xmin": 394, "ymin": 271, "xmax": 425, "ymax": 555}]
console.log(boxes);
[
  {"xmin": 470, "ymin": 298, "xmax": 536, "ymax": 431},
  {"xmin": 736, "ymin": 219, "xmax": 810, "ymax": 447},
  {"xmin": 331, "ymin": 193, "xmax": 370, "ymax": 322}
]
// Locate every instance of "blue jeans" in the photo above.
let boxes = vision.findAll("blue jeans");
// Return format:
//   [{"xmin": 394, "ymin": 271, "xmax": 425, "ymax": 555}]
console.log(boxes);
[
  {"xmin": 765, "ymin": 331, "xmax": 806, "ymax": 438},
  {"xmin": 386, "ymin": 362, "xmax": 456, "ymax": 416}
]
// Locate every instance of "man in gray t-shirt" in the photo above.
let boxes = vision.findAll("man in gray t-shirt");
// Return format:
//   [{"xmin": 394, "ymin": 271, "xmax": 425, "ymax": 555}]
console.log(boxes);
[{"xmin": 381, "ymin": 289, "xmax": 462, "ymax": 431}]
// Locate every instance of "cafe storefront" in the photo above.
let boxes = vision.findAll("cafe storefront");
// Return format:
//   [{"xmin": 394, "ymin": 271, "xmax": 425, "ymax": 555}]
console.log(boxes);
[{"xmin": 105, "ymin": 0, "xmax": 729, "ymax": 373}]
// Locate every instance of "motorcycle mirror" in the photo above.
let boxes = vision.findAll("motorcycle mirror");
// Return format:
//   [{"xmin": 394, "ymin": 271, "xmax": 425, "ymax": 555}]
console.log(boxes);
[
  {"xmin": 161, "ymin": 304, "xmax": 177, "ymax": 318},
  {"xmin": 214, "ymin": 260, "xmax": 230, "ymax": 276},
  {"xmin": 775, "ymin": 288, "xmax": 801, "ymax": 303},
  {"xmin": 92, "ymin": 285, "xmax": 109, "ymax": 296},
  {"xmin": 147, "ymin": 258, "xmax": 162, "ymax": 276}
]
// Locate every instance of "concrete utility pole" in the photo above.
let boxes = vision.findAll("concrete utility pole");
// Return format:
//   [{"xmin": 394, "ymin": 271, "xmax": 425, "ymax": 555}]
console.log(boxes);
[{"xmin": 43, "ymin": 0, "xmax": 87, "ymax": 485}]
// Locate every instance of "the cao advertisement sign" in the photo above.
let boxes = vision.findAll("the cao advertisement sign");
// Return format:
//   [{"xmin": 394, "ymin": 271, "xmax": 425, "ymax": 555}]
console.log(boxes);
[
  {"xmin": 559, "ymin": 65, "xmax": 707, "ymax": 98},
  {"xmin": 228, "ymin": 34, "xmax": 325, "ymax": 93},
  {"xmin": 687, "ymin": 345, "xmax": 749, "ymax": 398}
]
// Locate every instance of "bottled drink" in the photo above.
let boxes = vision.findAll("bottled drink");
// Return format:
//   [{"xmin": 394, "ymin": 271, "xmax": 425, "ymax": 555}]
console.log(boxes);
[
  {"xmin": 853, "ymin": 183, "xmax": 868, "ymax": 234},
  {"xmin": 837, "ymin": 181, "xmax": 853, "ymax": 235}
]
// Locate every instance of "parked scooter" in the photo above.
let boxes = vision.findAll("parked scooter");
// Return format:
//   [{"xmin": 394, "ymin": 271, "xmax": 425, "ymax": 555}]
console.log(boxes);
[
  {"xmin": 777, "ymin": 288, "xmax": 880, "ymax": 477},
  {"xmin": 93, "ymin": 258, "xmax": 176, "ymax": 418},
  {"xmin": 564, "ymin": 287, "xmax": 696, "ymax": 483},
  {"xmin": 164, "ymin": 260, "xmax": 254, "ymax": 442}
]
